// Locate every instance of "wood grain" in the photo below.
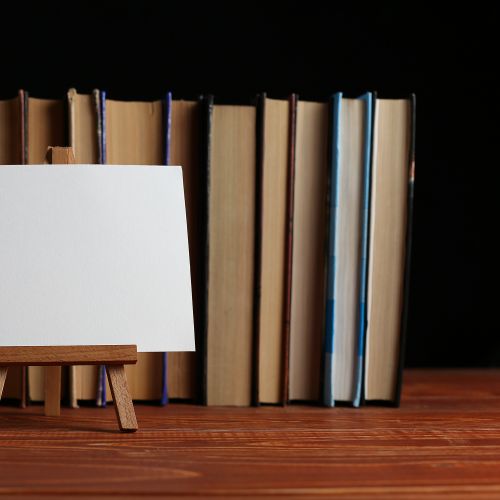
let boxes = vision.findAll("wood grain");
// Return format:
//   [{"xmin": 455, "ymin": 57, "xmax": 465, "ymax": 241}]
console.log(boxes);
[
  {"xmin": 44, "ymin": 366, "xmax": 61, "ymax": 417},
  {"xmin": 45, "ymin": 146, "xmax": 76, "ymax": 164},
  {"xmin": 0, "ymin": 345, "xmax": 138, "ymax": 366},
  {"xmin": 1, "ymin": 369, "xmax": 500, "ymax": 498},
  {"xmin": 106, "ymin": 365, "xmax": 138, "ymax": 432}
]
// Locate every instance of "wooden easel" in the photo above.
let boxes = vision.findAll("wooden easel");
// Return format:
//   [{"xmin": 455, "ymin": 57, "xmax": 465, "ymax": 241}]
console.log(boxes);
[
  {"xmin": 0, "ymin": 148, "xmax": 139, "ymax": 432},
  {"xmin": 0, "ymin": 345, "xmax": 138, "ymax": 431}
]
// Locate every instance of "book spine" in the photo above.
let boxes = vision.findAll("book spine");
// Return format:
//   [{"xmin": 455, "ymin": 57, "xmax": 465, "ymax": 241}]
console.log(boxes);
[
  {"xmin": 161, "ymin": 91, "xmax": 173, "ymax": 406},
  {"xmin": 394, "ymin": 93, "xmax": 416, "ymax": 407},
  {"xmin": 252, "ymin": 93, "xmax": 266, "ymax": 406},
  {"xmin": 282, "ymin": 94, "xmax": 297, "ymax": 404},
  {"xmin": 93, "ymin": 89, "xmax": 103, "ymax": 165},
  {"xmin": 19, "ymin": 90, "xmax": 28, "ymax": 408},
  {"xmin": 200, "ymin": 94, "xmax": 214, "ymax": 405},
  {"xmin": 67, "ymin": 89, "xmax": 76, "ymax": 153},
  {"xmin": 100, "ymin": 90, "xmax": 107, "ymax": 165},
  {"xmin": 353, "ymin": 92, "xmax": 373, "ymax": 408},
  {"xmin": 96, "ymin": 90, "xmax": 107, "ymax": 407},
  {"xmin": 360, "ymin": 91, "xmax": 377, "ymax": 406},
  {"xmin": 66, "ymin": 88, "xmax": 79, "ymax": 409},
  {"xmin": 164, "ymin": 91, "xmax": 172, "ymax": 165},
  {"xmin": 19, "ymin": 89, "xmax": 28, "ymax": 165},
  {"xmin": 323, "ymin": 93, "xmax": 341, "ymax": 407}
]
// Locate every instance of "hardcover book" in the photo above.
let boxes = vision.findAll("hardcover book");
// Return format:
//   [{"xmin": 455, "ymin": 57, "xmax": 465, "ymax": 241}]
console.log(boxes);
[
  {"xmin": 204, "ymin": 101, "xmax": 256, "ymax": 406},
  {"xmin": 254, "ymin": 94, "xmax": 295, "ymax": 405},
  {"xmin": 67, "ymin": 88, "xmax": 101, "ymax": 407},
  {"xmin": 323, "ymin": 93, "xmax": 373, "ymax": 407},
  {"xmin": 167, "ymin": 98, "xmax": 203, "ymax": 401},
  {"xmin": 288, "ymin": 99, "xmax": 329, "ymax": 402},
  {"xmin": 101, "ymin": 92, "xmax": 169, "ymax": 402},
  {"xmin": 364, "ymin": 95, "xmax": 416, "ymax": 404},
  {"xmin": 25, "ymin": 94, "xmax": 66, "ymax": 403}
]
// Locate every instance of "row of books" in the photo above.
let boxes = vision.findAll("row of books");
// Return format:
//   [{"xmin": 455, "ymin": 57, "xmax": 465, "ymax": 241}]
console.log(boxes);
[{"xmin": 0, "ymin": 90, "xmax": 415, "ymax": 408}]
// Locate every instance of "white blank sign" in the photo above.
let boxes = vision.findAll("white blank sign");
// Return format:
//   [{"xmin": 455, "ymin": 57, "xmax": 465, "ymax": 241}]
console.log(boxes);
[{"xmin": 0, "ymin": 165, "xmax": 195, "ymax": 352}]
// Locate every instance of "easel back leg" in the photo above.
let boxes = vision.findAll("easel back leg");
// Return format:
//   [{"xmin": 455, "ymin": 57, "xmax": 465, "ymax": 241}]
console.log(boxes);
[{"xmin": 106, "ymin": 365, "xmax": 138, "ymax": 432}]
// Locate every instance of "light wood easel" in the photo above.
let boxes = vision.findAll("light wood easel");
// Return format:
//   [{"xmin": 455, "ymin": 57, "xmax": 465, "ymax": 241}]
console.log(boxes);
[
  {"xmin": 0, "ymin": 345, "xmax": 138, "ymax": 431},
  {"xmin": 0, "ymin": 148, "xmax": 139, "ymax": 432}
]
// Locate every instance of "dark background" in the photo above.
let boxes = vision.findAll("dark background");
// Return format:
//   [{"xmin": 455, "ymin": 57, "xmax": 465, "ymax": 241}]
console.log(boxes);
[{"xmin": 0, "ymin": 2, "xmax": 491, "ymax": 366}]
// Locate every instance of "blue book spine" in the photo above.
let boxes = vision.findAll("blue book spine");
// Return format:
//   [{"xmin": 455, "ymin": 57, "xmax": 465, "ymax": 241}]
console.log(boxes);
[
  {"xmin": 164, "ymin": 91, "xmax": 172, "ymax": 165},
  {"xmin": 98, "ymin": 90, "xmax": 108, "ymax": 407},
  {"xmin": 161, "ymin": 91, "xmax": 173, "ymax": 406},
  {"xmin": 323, "ymin": 93, "xmax": 342, "ymax": 407},
  {"xmin": 100, "ymin": 90, "xmax": 107, "ymax": 165},
  {"xmin": 353, "ymin": 92, "xmax": 373, "ymax": 407}
]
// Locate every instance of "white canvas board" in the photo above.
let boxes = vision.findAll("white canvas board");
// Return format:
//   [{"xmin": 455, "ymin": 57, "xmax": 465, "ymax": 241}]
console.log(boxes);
[{"xmin": 0, "ymin": 165, "xmax": 195, "ymax": 352}]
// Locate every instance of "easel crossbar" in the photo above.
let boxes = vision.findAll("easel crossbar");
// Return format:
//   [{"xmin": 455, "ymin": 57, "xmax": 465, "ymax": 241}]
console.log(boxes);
[{"xmin": 0, "ymin": 345, "xmax": 137, "ymax": 366}]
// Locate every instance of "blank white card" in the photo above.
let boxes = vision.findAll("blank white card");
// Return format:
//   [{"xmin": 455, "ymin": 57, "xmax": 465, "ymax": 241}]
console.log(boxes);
[{"xmin": 0, "ymin": 165, "xmax": 195, "ymax": 352}]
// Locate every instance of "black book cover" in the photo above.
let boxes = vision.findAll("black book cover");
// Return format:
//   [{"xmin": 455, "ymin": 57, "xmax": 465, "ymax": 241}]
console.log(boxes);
[{"xmin": 200, "ymin": 94, "xmax": 214, "ymax": 406}]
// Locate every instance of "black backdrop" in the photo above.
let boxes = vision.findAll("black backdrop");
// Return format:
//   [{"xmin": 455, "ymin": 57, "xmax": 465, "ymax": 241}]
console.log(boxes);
[{"xmin": 0, "ymin": 2, "xmax": 491, "ymax": 367}]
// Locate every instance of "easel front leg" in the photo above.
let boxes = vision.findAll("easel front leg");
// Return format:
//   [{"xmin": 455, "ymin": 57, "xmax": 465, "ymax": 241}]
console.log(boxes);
[
  {"xmin": 106, "ymin": 365, "xmax": 138, "ymax": 432},
  {"xmin": 44, "ymin": 366, "xmax": 61, "ymax": 416},
  {"xmin": 0, "ymin": 367, "xmax": 8, "ymax": 399}
]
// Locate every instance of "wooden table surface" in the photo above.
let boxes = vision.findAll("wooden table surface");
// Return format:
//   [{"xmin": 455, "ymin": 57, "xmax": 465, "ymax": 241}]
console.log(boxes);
[{"xmin": 1, "ymin": 369, "xmax": 500, "ymax": 499}]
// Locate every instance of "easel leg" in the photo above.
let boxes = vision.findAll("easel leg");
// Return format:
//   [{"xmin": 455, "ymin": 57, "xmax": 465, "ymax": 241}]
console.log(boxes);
[
  {"xmin": 44, "ymin": 366, "xmax": 61, "ymax": 416},
  {"xmin": 106, "ymin": 365, "xmax": 138, "ymax": 432},
  {"xmin": 0, "ymin": 367, "xmax": 8, "ymax": 399}
]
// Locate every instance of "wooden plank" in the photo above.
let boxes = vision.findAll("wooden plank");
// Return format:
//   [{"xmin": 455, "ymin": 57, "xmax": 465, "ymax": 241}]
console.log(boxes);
[
  {"xmin": 106, "ymin": 365, "xmax": 138, "ymax": 432},
  {"xmin": 0, "ymin": 345, "xmax": 138, "ymax": 366},
  {"xmin": 44, "ymin": 146, "xmax": 76, "ymax": 165},
  {"xmin": 0, "ymin": 366, "xmax": 8, "ymax": 398},
  {"xmin": 1, "ymin": 370, "xmax": 500, "ymax": 497},
  {"xmin": 44, "ymin": 366, "xmax": 61, "ymax": 416}
]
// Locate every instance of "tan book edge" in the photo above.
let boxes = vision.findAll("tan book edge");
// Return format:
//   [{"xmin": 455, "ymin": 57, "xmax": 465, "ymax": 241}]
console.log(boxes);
[
  {"xmin": 67, "ymin": 89, "xmax": 100, "ymax": 404},
  {"xmin": 206, "ymin": 105, "xmax": 256, "ymax": 406},
  {"xmin": 289, "ymin": 101, "xmax": 329, "ymax": 401},
  {"xmin": 105, "ymin": 98, "xmax": 164, "ymax": 401},
  {"xmin": 258, "ymin": 98, "xmax": 289, "ymax": 404},
  {"xmin": 331, "ymin": 98, "xmax": 365, "ymax": 401},
  {"xmin": 26, "ymin": 97, "xmax": 65, "ymax": 402},
  {"xmin": 167, "ymin": 100, "xmax": 200, "ymax": 400},
  {"xmin": 365, "ymin": 99, "xmax": 411, "ymax": 401}
]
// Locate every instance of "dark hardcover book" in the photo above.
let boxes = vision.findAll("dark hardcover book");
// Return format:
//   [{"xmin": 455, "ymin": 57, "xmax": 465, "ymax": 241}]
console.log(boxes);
[
  {"xmin": 94, "ymin": 89, "xmax": 103, "ymax": 165},
  {"xmin": 161, "ymin": 91, "xmax": 172, "ymax": 406},
  {"xmin": 96, "ymin": 90, "xmax": 107, "ymax": 407},
  {"xmin": 252, "ymin": 93, "xmax": 265, "ymax": 406},
  {"xmin": 364, "ymin": 94, "xmax": 415, "ymax": 405},
  {"xmin": 254, "ymin": 93, "xmax": 297, "ymax": 406},
  {"xmin": 394, "ymin": 93, "xmax": 416, "ymax": 407},
  {"xmin": 167, "ymin": 96, "xmax": 204, "ymax": 403},
  {"xmin": 200, "ymin": 94, "xmax": 214, "ymax": 406},
  {"xmin": 20, "ymin": 89, "xmax": 28, "ymax": 165},
  {"xmin": 282, "ymin": 94, "xmax": 297, "ymax": 404},
  {"xmin": 19, "ymin": 89, "xmax": 28, "ymax": 408}
]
